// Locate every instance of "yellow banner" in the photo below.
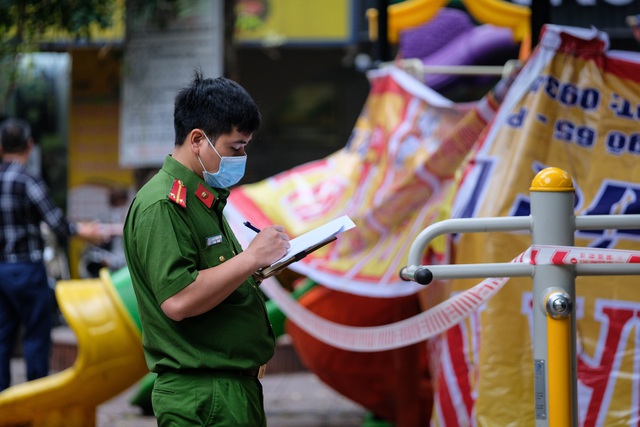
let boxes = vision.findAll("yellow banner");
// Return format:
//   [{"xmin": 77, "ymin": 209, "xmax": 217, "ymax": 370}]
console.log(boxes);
[
  {"xmin": 435, "ymin": 25, "xmax": 640, "ymax": 426},
  {"xmin": 236, "ymin": 0, "xmax": 351, "ymax": 43}
]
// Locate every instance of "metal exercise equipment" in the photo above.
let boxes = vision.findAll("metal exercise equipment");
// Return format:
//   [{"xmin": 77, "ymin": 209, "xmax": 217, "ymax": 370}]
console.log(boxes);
[{"xmin": 400, "ymin": 167, "xmax": 640, "ymax": 427}]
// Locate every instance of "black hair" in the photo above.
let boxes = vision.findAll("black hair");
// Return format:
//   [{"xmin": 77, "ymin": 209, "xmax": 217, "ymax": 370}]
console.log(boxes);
[
  {"xmin": 0, "ymin": 118, "xmax": 31, "ymax": 153},
  {"xmin": 173, "ymin": 69, "xmax": 261, "ymax": 146}
]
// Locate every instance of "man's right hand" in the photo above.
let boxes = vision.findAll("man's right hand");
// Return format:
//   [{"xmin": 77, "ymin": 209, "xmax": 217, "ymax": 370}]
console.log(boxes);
[{"xmin": 246, "ymin": 224, "xmax": 290, "ymax": 267}]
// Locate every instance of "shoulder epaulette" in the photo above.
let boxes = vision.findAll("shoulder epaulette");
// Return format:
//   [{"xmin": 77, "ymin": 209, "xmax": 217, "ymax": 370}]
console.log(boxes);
[{"xmin": 168, "ymin": 179, "xmax": 187, "ymax": 208}]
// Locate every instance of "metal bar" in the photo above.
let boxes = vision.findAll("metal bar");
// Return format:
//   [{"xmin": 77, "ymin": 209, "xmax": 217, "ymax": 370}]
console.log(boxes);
[
  {"xmin": 413, "ymin": 64, "xmax": 506, "ymax": 76},
  {"xmin": 576, "ymin": 264, "xmax": 640, "ymax": 276},
  {"xmin": 407, "ymin": 216, "xmax": 531, "ymax": 266},
  {"xmin": 575, "ymin": 214, "xmax": 640, "ymax": 230},
  {"xmin": 401, "ymin": 259, "xmax": 640, "ymax": 284},
  {"xmin": 378, "ymin": 59, "xmax": 521, "ymax": 78},
  {"xmin": 402, "ymin": 263, "xmax": 533, "ymax": 282}
]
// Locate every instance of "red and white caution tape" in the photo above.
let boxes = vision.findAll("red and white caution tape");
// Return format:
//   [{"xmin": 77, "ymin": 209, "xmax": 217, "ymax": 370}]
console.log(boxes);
[
  {"xmin": 529, "ymin": 245, "xmax": 640, "ymax": 265},
  {"xmin": 262, "ymin": 245, "xmax": 640, "ymax": 352}
]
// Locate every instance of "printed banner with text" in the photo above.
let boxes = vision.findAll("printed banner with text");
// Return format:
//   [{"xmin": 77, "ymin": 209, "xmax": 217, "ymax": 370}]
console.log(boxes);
[
  {"xmin": 228, "ymin": 66, "xmax": 497, "ymax": 297},
  {"xmin": 435, "ymin": 25, "xmax": 640, "ymax": 426}
]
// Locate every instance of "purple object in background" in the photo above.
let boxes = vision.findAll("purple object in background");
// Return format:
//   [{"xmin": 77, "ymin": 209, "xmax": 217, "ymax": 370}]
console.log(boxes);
[
  {"xmin": 399, "ymin": 8, "xmax": 474, "ymax": 60},
  {"xmin": 398, "ymin": 8, "xmax": 518, "ymax": 90},
  {"xmin": 420, "ymin": 25, "xmax": 517, "ymax": 89}
]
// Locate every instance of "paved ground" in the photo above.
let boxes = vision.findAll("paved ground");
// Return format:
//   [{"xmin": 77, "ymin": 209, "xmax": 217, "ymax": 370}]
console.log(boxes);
[{"xmin": 10, "ymin": 358, "xmax": 368, "ymax": 427}]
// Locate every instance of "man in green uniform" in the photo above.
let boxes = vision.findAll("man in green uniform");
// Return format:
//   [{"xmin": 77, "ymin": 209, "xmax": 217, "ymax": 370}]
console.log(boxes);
[{"xmin": 123, "ymin": 71, "xmax": 290, "ymax": 426}]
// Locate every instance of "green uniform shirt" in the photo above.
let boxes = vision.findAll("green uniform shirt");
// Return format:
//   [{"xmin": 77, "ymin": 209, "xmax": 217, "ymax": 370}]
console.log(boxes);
[{"xmin": 123, "ymin": 155, "xmax": 275, "ymax": 374}]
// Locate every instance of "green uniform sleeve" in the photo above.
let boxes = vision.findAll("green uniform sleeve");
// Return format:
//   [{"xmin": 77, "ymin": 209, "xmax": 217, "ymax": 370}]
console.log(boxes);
[{"xmin": 132, "ymin": 200, "xmax": 199, "ymax": 305}]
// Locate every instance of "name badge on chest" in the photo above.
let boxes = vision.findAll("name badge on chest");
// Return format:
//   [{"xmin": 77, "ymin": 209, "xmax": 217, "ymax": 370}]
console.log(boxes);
[{"xmin": 206, "ymin": 234, "xmax": 223, "ymax": 246}]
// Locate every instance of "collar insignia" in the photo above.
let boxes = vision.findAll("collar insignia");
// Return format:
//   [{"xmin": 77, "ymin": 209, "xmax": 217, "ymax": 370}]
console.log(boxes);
[{"xmin": 196, "ymin": 182, "xmax": 215, "ymax": 208}]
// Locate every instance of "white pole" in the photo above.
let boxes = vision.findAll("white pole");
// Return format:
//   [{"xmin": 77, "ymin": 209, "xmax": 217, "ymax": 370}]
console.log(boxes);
[{"xmin": 530, "ymin": 167, "xmax": 577, "ymax": 427}]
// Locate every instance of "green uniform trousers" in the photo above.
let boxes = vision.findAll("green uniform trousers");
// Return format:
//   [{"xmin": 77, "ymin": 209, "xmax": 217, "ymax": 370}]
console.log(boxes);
[{"xmin": 152, "ymin": 370, "xmax": 267, "ymax": 426}]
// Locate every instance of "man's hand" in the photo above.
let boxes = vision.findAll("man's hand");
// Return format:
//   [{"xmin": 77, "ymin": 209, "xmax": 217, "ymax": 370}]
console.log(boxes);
[
  {"xmin": 76, "ymin": 222, "xmax": 109, "ymax": 245},
  {"xmin": 246, "ymin": 225, "xmax": 290, "ymax": 268}
]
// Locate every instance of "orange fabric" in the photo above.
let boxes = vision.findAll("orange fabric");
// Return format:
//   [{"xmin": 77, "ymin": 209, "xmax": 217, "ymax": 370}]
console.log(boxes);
[{"xmin": 286, "ymin": 286, "xmax": 433, "ymax": 425}]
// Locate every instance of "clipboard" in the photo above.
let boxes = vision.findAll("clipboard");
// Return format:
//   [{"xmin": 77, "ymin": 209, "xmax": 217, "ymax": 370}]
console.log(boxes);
[
  {"xmin": 255, "ymin": 236, "xmax": 337, "ymax": 279},
  {"xmin": 253, "ymin": 215, "xmax": 355, "ymax": 279}
]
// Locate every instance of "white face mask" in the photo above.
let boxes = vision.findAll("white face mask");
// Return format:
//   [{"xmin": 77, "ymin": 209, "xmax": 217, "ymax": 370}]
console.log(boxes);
[{"xmin": 198, "ymin": 133, "xmax": 247, "ymax": 188}]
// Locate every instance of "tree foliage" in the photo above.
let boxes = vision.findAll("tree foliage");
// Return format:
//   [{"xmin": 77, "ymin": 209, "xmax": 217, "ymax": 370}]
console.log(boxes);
[
  {"xmin": 0, "ymin": 0, "xmax": 237, "ymax": 113},
  {"xmin": 0, "ymin": 0, "xmax": 118, "ymax": 113},
  {"xmin": 0, "ymin": 0, "xmax": 117, "ymax": 52}
]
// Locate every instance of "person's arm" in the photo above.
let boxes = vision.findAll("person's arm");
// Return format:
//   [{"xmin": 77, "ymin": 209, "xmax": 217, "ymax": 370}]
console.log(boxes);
[
  {"xmin": 160, "ymin": 224, "xmax": 289, "ymax": 321},
  {"xmin": 129, "ymin": 202, "xmax": 290, "ymax": 322},
  {"xmin": 27, "ymin": 176, "xmax": 105, "ymax": 244},
  {"xmin": 74, "ymin": 221, "xmax": 108, "ymax": 245}
]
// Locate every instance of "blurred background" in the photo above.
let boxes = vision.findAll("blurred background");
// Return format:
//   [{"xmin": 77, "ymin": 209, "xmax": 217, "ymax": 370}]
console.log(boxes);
[{"xmin": 2, "ymin": 1, "xmax": 639, "ymax": 281}]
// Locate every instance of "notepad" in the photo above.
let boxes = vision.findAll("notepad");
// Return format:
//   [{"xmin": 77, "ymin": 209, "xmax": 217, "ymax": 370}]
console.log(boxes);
[{"xmin": 255, "ymin": 215, "xmax": 356, "ymax": 279}]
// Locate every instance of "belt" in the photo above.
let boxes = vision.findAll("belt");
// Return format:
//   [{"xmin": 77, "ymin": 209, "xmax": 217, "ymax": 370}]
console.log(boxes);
[
  {"xmin": 163, "ymin": 365, "xmax": 267, "ymax": 379},
  {"xmin": 240, "ymin": 365, "xmax": 267, "ymax": 379}
]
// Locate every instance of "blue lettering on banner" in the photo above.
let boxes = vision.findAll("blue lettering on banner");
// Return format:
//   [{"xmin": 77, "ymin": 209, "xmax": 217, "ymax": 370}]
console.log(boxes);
[
  {"xmin": 530, "ymin": 75, "xmax": 600, "ymax": 110},
  {"xmin": 459, "ymin": 72, "xmax": 640, "ymax": 247},
  {"xmin": 553, "ymin": 120, "xmax": 596, "ymax": 148},
  {"xmin": 609, "ymin": 93, "xmax": 640, "ymax": 120},
  {"xmin": 508, "ymin": 75, "xmax": 640, "ymax": 155},
  {"xmin": 605, "ymin": 131, "xmax": 640, "ymax": 156},
  {"xmin": 453, "ymin": 160, "xmax": 495, "ymax": 220},
  {"xmin": 578, "ymin": 180, "xmax": 640, "ymax": 247}
]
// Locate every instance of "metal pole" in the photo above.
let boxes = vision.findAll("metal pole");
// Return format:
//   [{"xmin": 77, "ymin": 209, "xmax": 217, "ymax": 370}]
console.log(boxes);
[
  {"xmin": 374, "ymin": 0, "xmax": 390, "ymax": 62},
  {"xmin": 530, "ymin": 167, "xmax": 577, "ymax": 426},
  {"xmin": 530, "ymin": 0, "xmax": 551, "ymax": 48}
]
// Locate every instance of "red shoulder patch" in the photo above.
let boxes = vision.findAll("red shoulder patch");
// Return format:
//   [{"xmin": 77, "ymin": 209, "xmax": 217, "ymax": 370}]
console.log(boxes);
[
  {"xmin": 168, "ymin": 179, "xmax": 187, "ymax": 208},
  {"xmin": 196, "ymin": 182, "xmax": 215, "ymax": 208}
]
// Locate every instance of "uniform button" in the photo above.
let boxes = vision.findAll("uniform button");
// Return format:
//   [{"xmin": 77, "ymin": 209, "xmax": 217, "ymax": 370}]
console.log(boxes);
[
  {"xmin": 232, "ymin": 250, "xmax": 236, "ymax": 255},
  {"xmin": 219, "ymin": 256, "xmax": 225, "ymax": 262},
  {"xmin": 201, "ymin": 192, "xmax": 208, "ymax": 199}
]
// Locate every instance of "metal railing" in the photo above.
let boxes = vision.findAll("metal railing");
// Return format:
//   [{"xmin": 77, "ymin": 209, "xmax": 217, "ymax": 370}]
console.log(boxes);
[{"xmin": 399, "ymin": 167, "xmax": 640, "ymax": 427}]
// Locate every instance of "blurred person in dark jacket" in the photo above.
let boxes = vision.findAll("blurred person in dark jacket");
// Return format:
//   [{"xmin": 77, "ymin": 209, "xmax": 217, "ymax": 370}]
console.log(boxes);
[{"xmin": 0, "ymin": 117, "xmax": 104, "ymax": 391}]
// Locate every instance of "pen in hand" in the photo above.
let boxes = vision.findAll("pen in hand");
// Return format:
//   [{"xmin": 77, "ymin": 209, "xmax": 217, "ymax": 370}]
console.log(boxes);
[{"xmin": 243, "ymin": 221, "xmax": 261, "ymax": 233}]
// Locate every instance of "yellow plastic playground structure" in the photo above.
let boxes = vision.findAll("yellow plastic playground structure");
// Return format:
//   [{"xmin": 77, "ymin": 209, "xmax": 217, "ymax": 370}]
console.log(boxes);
[{"xmin": 0, "ymin": 269, "xmax": 148, "ymax": 427}]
